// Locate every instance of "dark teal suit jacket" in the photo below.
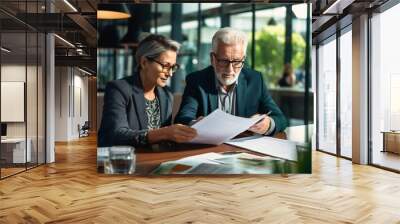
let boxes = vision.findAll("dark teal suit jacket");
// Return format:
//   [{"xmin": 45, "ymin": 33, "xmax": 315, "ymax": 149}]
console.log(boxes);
[
  {"xmin": 98, "ymin": 74, "xmax": 173, "ymax": 147},
  {"xmin": 175, "ymin": 66, "xmax": 288, "ymax": 135}
]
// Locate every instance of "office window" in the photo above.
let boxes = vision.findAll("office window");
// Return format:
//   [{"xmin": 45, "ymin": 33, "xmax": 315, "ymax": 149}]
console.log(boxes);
[
  {"xmin": 37, "ymin": 33, "xmax": 46, "ymax": 165},
  {"xmin": 251, "ymin": 5, "xmax": 306, "ymax": 89},
  {"xmin": 339, "ymin": 29, "xmax": 352, "ymax": 158},
  {"xmin": 198, "ymin": 15, "xmax": 220, "ymax": 70},
  {"xmin": 1, "ymin": 8, "xmax": 28, "ymax": 177},
  {"xmin": 291, "ymin": 4, "xmax": 307, "ymax": 89},
  {"xmin": 200, "ymin": 3, "xmax": 221, "ymax": 11},
  {"xmin": 292, "ymin": 4, "xmax": 308, "ymax": 36},
  {"xmin": 181, "ymin": 4, "xmax": 199, "ymax": 75},
  {"xmin": 116, "ymin": 49, "xmax": 133, "ymax": 80},
  {"xmin": 371, "ymin": 3, "xmax": 400, "ymax": 171},
  {"xmin": 97, "ymin": 15, "xmax": 135, "ymax": 91},
  {"xmin": 254, "ymin": 7, "xmax": 286, "ymax": 88},
  {"xmin": 97, "ymin": 49, "xmax": 115, "ymax": 91},
  {"xmin": 312, "ymin": 45, "xmax": 317, "ymax": 150},
  {"xmin": 172, "ymin": 19, "xmax": 199, "ymax": 93},
  {"xmin": 231, "ymin": 11, "xmax": 253, "ymax": 67},
  {"xmin": 151, "ymin": 3, "xmax": 172, "ymax": 37},
  {"xmin": 27, "ymin": 31, "xmax": 39, "ymax": 169},
  {"xmin": 317, "ymin": 37, "xmax": 337, "ymax": 154},
  {"xmin": 180, "ymin": 20, "xmax": 198, "ymax": 74},
  {"xmin": 182, "ymin": 3, "xmax": 198, "ymax": 14}
]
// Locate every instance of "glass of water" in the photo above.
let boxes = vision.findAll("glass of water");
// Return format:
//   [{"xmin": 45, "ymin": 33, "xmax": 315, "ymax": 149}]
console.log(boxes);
[{"xmin": 104, "ymin": 146, "xmax": 136, "ymax": 174}]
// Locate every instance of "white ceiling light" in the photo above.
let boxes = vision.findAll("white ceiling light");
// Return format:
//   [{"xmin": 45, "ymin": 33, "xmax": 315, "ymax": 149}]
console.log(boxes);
[
  {"xmin": 97, "ymin": 4, "xmax": 131, "ymax": 20},
  {"xmin": 1, "ymin": 47, "xmax": 11, "ymax": 53},
  {"xmin": 63, "ymin": 0, "xmax": 78, "ymax": 12},
  {"xmin": 78, "ymin": 67, "xmax": 92, "ymax": 76},
  {"xmin": 76, "ymin": 48, "xmax": 84, "ymax": 55},
  {"xmin": 54, "ymin": 34, "xmax": 75, "ymax": 48},
  {"xmin": 97, "ymin": 10, "xmax": 131, "ymax": 20},
  {"xmin": 323, "ymin": 0, "xmax": 355, "ymax": 15}
]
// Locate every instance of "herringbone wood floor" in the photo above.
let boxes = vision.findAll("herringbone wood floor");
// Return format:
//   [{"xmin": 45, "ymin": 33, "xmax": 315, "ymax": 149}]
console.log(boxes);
[{"xmin": 1, "ymin": 135, "xmax": 400, "ymax": 224}]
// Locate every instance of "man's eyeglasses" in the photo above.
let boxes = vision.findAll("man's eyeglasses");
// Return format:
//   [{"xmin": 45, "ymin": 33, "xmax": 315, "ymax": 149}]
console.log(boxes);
[
  {"xmin": 211, "ymin": 53, "xmax": 245, "ymax": 69},
  {"xmin": 147, "ymin": 57, "xmax": 180, "ymax": 73}
]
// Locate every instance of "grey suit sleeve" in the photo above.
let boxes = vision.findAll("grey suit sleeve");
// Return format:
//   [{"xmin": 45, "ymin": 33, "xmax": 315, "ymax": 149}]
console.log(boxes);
[{"xmin": 100, "ymin": 82, "xmax": 148, "ymax": 147}]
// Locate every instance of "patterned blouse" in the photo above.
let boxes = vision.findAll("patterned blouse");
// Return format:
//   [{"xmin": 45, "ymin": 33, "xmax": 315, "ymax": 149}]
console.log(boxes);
[
  {"xmin": 145, "ymin": 97, "xmax": 161, "ymax": 130},
  {"xmin": 138, "ymin": 96, "xmax": 161, "ymax": 146}
]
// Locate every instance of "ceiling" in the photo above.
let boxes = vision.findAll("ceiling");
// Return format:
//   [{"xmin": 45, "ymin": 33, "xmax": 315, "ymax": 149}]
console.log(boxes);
[
  {"xmin": 311, "ymin": 0, "xmax": 390, "ymax": 43},
  {"xmin": 0, "ymin": 0, "xmax": 395, "ymax": 73},
  {"xmin": 0, "ymin": 0, "xmax": 98, "ymax": 73}
]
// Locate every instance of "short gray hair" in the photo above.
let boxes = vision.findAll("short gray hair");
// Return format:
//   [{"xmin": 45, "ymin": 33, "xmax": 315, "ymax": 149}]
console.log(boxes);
[
  {"xmin": 211, "ymin": 27, "xmax": 248, "ymax": 54},
  {"xmin": 135, "ymin": 34, "xmax": 181, "ymax": 71}
]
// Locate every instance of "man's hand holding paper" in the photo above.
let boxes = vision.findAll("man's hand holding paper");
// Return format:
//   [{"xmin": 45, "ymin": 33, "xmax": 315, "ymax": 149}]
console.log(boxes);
[
  {"xmin": 188, "ymin": 109, "xmax": 266, "ymax": 145},
  {"xmin": 248, "ymin": 113, "xmax": 272, "ymax": 135}
]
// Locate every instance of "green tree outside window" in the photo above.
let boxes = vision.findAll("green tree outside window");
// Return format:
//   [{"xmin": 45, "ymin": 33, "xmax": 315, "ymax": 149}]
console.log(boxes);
[{"xmin": 250, "ymin": 25, "xmax": 306, "ymax": 88}]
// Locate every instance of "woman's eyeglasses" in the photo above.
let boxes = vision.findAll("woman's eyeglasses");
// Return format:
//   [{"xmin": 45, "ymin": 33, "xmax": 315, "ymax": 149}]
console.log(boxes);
[{"xmin": 147, "ymin": 57, "xmax": 180, "ymax": 73}]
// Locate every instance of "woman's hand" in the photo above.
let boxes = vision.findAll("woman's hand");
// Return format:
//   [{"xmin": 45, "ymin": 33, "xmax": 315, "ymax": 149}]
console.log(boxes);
[
  {"xmin": 148, "ymin": 124, "xmax": 197, "ymax": 144},
  {"xmin": 164, "ymin": 124, "xmax": 197, "ymax": 143}
]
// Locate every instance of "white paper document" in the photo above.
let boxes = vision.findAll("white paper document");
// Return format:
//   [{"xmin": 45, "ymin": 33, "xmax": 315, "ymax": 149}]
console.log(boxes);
[
  {"xmin": 189, "ymin": 109, "xmax": 266, "ymax": 145},
  {"xmin": 225, "ymin": 136, "xmax": 298, "ymax": 161},
  {"xmin": 168, "ymin": 152, "xmax": 229, "ymax": 166}
]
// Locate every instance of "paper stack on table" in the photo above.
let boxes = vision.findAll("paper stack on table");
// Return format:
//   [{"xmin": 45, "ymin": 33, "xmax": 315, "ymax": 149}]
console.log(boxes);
[
  {"xmin": 189, "ymin": 109, "xmax": 265, "ymax": 145},
  {"xmin": 226, "ymin": 135, "xmax": 298, "ymax": 161}
]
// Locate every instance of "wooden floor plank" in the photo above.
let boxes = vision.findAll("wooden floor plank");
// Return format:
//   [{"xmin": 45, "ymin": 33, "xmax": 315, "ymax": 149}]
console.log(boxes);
[{"xmin": 0, "ymin": 135, "xmax": 399, "ymax": 223}]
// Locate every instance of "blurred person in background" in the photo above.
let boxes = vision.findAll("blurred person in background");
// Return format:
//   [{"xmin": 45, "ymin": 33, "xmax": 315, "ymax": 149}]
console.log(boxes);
[{"xmin": 278, "ymin": 63, "xmax": 297, "ymax": 87}]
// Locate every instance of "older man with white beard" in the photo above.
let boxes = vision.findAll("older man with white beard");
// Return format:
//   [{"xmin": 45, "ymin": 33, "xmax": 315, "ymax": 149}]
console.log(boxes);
[{"xmin": 175, "ymin": 27, "xmax": 287, "ymax": 136}]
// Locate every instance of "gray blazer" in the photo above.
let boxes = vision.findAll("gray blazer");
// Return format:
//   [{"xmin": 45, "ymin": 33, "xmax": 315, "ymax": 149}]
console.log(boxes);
[{"xmin": 98, "ymin": 73, "xmax": 173, "ymax": 147}]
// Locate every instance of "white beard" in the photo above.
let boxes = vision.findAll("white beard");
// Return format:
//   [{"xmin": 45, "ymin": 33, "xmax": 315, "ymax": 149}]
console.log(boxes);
[{"xmin": 214, "ymin": 69, "xmax": 240, "ymax": 86}]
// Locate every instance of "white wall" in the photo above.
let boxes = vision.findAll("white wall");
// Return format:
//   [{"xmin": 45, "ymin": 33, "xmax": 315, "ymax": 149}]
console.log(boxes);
[
  {"xmin": 1, "ymin": 65, "xmax": 32, "ymax": 138},
  {"xmin": 55, "ymin": 66, "xmax": 69, "ymax": 141},
  {"xmin": 72, "ymin": 72, "xmax": 89, "ymax": 138},
  {"xmin": 1, "ymin": 63, "xmax": 46, "ymax": 164},
  {"xmin": 1, "ymin": 64, "xmax": 26, "ymax": 81},
  {"xmin": 55, "ymin": 67, "xmax": 89, "ymax": 141},
  {"xmin": 317, "ymin": 38, "xmax": 337, "ymax": 154},
  {"xmin": 339, "ymin": 30, "xmax": 353, "ymax": 158}
]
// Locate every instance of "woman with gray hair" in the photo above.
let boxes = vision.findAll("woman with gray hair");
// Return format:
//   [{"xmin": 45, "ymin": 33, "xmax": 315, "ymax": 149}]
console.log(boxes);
[{"xmin": 98, "ymin": 34, "xmax": 197, "ymax": 147}]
